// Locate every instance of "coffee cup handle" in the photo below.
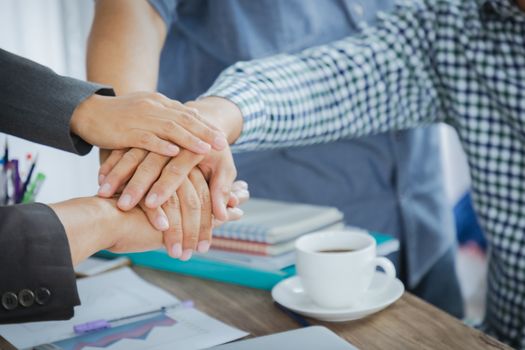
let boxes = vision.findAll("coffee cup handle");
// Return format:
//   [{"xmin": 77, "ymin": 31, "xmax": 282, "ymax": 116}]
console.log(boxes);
[{"xmin": 368, "ymin": 257, "xmax": 396, "ymax": 295}]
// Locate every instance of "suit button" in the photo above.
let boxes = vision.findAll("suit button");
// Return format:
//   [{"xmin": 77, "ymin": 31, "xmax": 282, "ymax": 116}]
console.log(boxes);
[
  {"xmin": 1, "ymin": 292, "xmax": 18, "ymax": 310},
  {"xmin": 18, "ymin": 289, "xmax": 35, "ymax": 307},
  {"xmin": 35, "ymin": 287, "xmax": 52, "ymax": 305}
]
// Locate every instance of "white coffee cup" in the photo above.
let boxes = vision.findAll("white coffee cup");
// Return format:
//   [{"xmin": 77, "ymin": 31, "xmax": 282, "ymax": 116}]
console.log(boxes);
[{"xmin": 295, "ymin": 229, "xmax": 396, "ymax": 309}]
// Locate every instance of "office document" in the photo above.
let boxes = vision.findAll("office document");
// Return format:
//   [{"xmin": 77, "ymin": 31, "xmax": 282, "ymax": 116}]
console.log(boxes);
[{"xmin": 0, "ymin": 268, "xmax": 247, "ymax": 349}]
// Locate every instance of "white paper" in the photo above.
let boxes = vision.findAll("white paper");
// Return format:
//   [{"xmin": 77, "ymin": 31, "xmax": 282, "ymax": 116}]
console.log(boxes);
[
  {"xmin": 75, "ymin": 257, "xmax": 130, "ymax": 276},
  {"xmin": 78, "ymin": 308, "xmax": 248, "ymax": 350},
  {"xmin": 0, "ymin": 267, "xmax": 247, "ymax": 349}
]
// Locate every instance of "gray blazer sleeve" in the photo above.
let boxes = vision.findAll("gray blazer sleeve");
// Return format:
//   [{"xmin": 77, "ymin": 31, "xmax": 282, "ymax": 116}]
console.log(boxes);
[
  {"xmin": 0, "ymin": 48, "xmax": 114, "ymax": 155},
  {"xmin": 0, "ymin": 49, "xmax": 115, "ymax": 323},
  {"xmin": 0, "ymin": 203, "xmax": 79, "ymax": 323}
]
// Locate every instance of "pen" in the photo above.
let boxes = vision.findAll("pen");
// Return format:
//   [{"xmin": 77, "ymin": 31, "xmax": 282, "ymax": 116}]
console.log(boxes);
[
  {"xmin": 274, "ymin": 302, "xmax": 311, "ymax": 327},
  {"xmin": 2, "ymin": 139, "xmax": 8, "ymax": 204},
  {"xmin": 20, "ymin": 154, "xmax": 37, "ymax": 202},
  {"xmin": 73, "ymin": 300, "xmax": 194, "ymax": 334},
  {"xmin": 10, "ymin": 159, "xmax": 21, "ymax": 203},
  {"xmin": 22, "ymin": 172, "xmax": 45, "ymax": 203}
]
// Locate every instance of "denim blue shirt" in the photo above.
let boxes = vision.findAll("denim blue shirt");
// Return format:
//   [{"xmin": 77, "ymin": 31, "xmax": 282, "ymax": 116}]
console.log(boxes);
[{"xmin": 148, "ymin": 0, "xmax": 455, "ymax": 287}]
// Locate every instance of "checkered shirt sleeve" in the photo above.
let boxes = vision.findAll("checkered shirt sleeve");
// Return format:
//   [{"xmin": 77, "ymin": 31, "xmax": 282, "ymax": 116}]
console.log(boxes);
[{"xmin": 204, "ymin": 0, "xmax": 525, "ymax": 347}]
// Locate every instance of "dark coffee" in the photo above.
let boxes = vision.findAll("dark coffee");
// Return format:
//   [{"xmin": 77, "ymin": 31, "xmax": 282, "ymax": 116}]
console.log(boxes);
[{"xmin": 317, "ymin": 248, "xmax": 355, "ymax": 253}]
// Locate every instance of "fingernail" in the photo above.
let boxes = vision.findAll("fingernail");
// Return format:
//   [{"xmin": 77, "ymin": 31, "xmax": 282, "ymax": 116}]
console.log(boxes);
[
  {"xmin": 238, "ymin": 190, "xmax": 250, "ymax": 198},
  {"xmin": 146, "ymin": 193, "xmax": 158, "ymax": 207},
  {"xmin": 98, "ymin": 174, "xmax": 105, "ymax": 185},
  {"xmin": 230, "ymin": 208, "xmax": 244, "ymax": 216},
  {"xmin": 196, "ymin": 140, "xmax": 211, "ymax": 153},
  {"xmin": 98, "ymin": 183, "xmax": 111, "ymax": 196},
  {"xmin": 118, "ymin": 194, "xmax": 132, "ymax": 208},
  {"xmin": 172, "ymin": 243, "xmax": 182, "ymax": 258},
  {"xmin": 197, "ymin": 240, "xmax": 210, "ymax": 253},
  {"xmin": 156, "ymin": 215, "xmax": 169, "ymax": 231},
  {"xmin": 213, "ymin": 136, "xmax": 228, "ymax": 150},
  {"xmin": 180, "ymin": 249, "xmax": 193, "ymax": 261},
  {"xmin": 167, "ymin": 144, "xmax": 179, "ymax": 155}
]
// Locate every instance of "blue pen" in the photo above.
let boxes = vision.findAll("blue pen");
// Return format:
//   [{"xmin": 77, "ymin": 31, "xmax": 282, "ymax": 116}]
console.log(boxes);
[{"xmin": 73, "ymin": 300, "xmax": 194, "ymax": 334}]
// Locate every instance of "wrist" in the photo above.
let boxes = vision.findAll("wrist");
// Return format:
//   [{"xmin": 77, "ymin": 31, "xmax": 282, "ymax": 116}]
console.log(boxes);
[
  {"xmin": 187, "ymin": 97, "xmax": 243, "ymax": 144},
  {"xmin": 70, "ymin": 94, "xmax": 106, "ymax": 142},
  {"xmin": 49, "ymin": 197, "xmax": 116, "ymax": 265}
]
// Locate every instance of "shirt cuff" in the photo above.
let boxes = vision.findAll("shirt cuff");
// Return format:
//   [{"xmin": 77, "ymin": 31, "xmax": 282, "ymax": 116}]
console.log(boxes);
[{"xmin": 201, "ymin": 73, "xmax": 267, "ymax": 153}]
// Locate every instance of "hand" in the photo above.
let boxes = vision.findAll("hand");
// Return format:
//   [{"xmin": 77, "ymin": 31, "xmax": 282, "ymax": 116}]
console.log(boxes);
[
  {"xmin": 98, "ymin": 147, "xmax": 238, "ymax": 224},
  {"xmin": 98, "ymin": 147, "xmax": 249, "ymax": 258},
  {"xmin": 139, "ymin": 168, "xmax": 213, "ymax": 261},
  {"xmin": 49, "ymin": 197, "xmax": 163, "ymax": 265},
  {"xmin": 70, "ymin": 92, "xmax": 228, "ymax": 156}
]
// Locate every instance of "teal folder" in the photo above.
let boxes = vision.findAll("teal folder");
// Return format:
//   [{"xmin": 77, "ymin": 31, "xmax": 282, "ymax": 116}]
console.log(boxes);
[
  {"xmin": 95, "ymin": 231, "xmax": 396, "ymax": 291},
  {"xmin": 96, "ymin": 249, "xmax": 296, "ymax": 290}
]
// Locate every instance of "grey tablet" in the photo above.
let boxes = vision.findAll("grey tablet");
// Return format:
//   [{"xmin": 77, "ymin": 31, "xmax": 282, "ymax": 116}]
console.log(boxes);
[{"xmin": 210, "ymin": 326, "xmax": 358, "ymax": 349}]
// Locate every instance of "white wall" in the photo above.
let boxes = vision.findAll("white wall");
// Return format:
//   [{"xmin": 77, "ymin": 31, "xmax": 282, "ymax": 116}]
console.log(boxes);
[{"xmin": 0, "ymin": 0, "xmax": 99, "ymax": 203}]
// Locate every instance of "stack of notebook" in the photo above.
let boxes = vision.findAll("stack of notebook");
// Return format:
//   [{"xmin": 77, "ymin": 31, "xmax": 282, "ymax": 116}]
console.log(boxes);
[
  {"xmin": 97, "ymin": 198, "xmax": 399, "ymax": 290},
  {"xmin": 201, "ymin": 199, "xmax": 344, "ymax": 270}
]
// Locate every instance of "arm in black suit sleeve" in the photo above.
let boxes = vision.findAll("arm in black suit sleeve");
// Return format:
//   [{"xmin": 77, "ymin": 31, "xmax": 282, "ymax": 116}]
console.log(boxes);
[
  {"xmin": 0, "ymin": 203, "xmax": 79, "ymax": 323},
  {"xmin": 0, "ymin": 48, "xmax": 114, "ymax": 155}
]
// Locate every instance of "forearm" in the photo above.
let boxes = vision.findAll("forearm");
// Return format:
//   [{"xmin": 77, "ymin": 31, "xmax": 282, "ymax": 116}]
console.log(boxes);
[
  {"xmin": 50, "ymin": 196, "xmax": 164, "ymax": 264},
  {"xmin": 202, "ymin": 1, "xmax": 446, "ymax": 152},
  {"xmin": 49, "ymin": 197, "xmax": 113, "ymax": 265},
  {"xmin": 87, "ymin": 0, "xmax": 166, "ymax": 93}
]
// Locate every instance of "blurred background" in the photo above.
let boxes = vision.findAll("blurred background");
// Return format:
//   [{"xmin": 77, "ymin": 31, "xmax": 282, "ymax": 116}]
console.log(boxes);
[{"xmin": 0, "ymin": 0, "xmax": 485, "ymax": 322}]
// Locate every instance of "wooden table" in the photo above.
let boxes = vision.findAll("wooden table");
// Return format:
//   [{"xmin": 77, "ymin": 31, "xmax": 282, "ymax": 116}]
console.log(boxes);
[
  {"xmin": 134, "ymin": 266, "xmax": 510, "ymax": 350},
  {"xmin": 0, "ymin": 266, "xmax": 511, "ymax": 350}
]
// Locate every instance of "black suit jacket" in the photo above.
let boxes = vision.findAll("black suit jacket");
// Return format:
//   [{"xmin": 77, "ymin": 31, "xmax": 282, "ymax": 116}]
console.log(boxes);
[{"xmin": 0, "ymin": 49, "xmax": 112, "ymax": 323}]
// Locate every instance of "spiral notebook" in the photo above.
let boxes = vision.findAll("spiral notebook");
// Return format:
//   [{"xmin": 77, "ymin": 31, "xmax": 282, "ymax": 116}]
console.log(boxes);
[{"xmin": 213, "ymin": 198, "xmax": 345, "ymax": 244}]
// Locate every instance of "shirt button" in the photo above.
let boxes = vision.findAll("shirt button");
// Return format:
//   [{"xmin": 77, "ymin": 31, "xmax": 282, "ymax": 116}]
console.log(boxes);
[
  {"xmin": 35, "ymin": 287, "xmax": 52, "ymax": 305},
  {"xmin": 1, "ymin": 292, "xmax": 18, "ymax": 311},
  {"xmin": 18, "ymin": 289, "xmax": 35, "ymax": 307},
  {"xmin": 353, "ymin": 3, "xmax": 364, "ymax": 17}
]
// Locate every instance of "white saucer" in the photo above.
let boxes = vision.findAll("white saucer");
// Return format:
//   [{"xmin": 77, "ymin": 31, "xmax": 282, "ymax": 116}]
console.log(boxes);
[{"xmin": 271, "ymin": 272, "xmax": 404, "ymax": 322}]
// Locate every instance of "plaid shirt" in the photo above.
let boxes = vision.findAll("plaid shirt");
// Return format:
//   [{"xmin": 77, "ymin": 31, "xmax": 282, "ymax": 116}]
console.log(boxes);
[{"xmin": 204, "ymin": 0, "xmax": 525, "ymax": 347}]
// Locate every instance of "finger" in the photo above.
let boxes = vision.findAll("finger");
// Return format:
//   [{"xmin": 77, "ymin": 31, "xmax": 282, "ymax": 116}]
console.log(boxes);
[
  {"xmin": 232, "ymin": 187, "xmax": 250, "ymax": 205},
  {"xmin": 151, "ymin": 117, "xmax": 213, "ymax": 155},
  {"xmin": 227, "ymin": 192, "xmax": 240, "ymax": 208},
  {"xmin": 145, "ymin": 150, "xmax": 204, "ymax": 208},
  {"xmin": 207, "ymin": 157, "xmax": 237, "ymax": 222},
  {"xmin": 99, "ymin": 149, "xmax": 126, "ymax": 185},
  {"xmin": 164, "ymin": 98, "xmax": 228, "ymax": 151},
  {"xmin": 231, "ymin": 180, "xmax": 248, "ymax": 191},
  {"xmin": 172, "ymin": 99, "xmax": 224, "ymax": 133},
  {"xmin": 161, "ymin": 195, "xmax": 184, "ymax": 259},
  {"xmin": 177, "ymin": 177, "xmax": 201, "ymax": 260},
  {"xmin": 139, "ymin": 201, "xmax": 170, "ymax": 232},
  {"xmin": 117, "ymin": 153, "xmax": 170, "ymax": 211},
  {"xmin": 212, "ymin": 206, "xmax": 244, "ymax": 229},
  {"xmin": 127, "ymin": 129, "xmax": 180, "ymax": 156},
  {"xmin": 212, "ymin": 218, "xmax": 224, "ymax": 228},
  {"xmin": 226, "ymin": 207, "xmax": 244, "ymax": 222},
  {"xmin": 189, "ymin": 169, "xmax": 212, "ymax": 254},
  {"xmin": 158, "ymin": 106, "xmax": 228, "ymax": 151},
  {"xmin": 98, "ymin": 148, "xmax": 148, "ymax": 197}
]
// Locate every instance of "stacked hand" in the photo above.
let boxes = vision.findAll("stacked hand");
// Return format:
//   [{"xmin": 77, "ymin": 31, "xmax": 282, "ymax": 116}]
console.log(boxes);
[{"xmin": 74, "ymin": 92, "xmax": 247, "ymax": 260}]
